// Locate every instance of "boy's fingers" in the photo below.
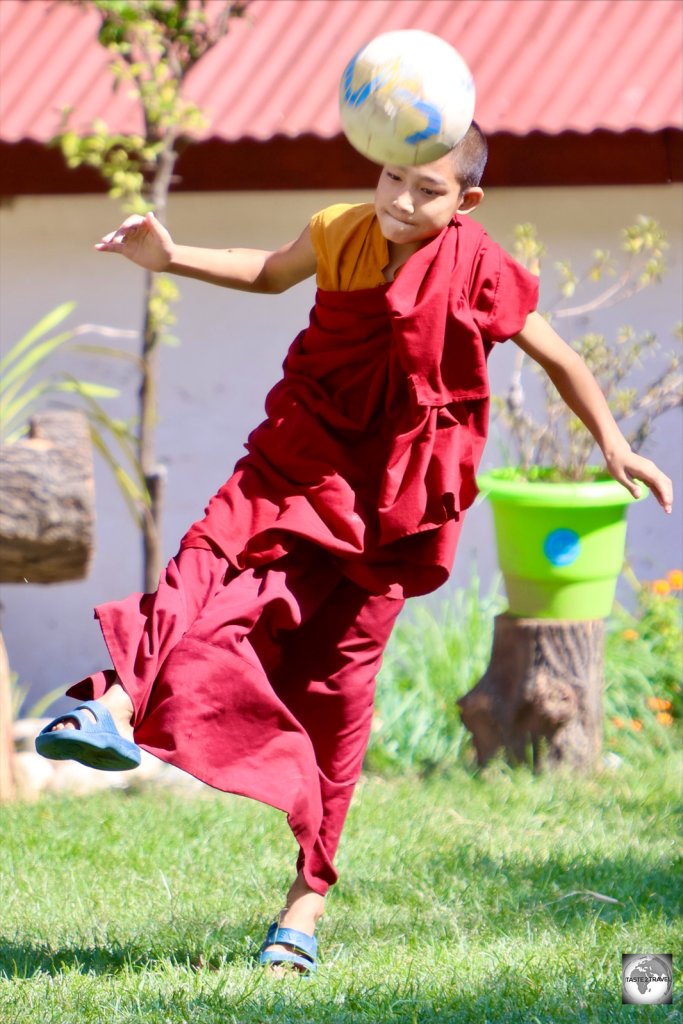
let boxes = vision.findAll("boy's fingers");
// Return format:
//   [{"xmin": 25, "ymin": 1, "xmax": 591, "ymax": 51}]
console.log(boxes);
[
  {"xmin": 610, "ymin": 452, "xmax": 673, "ymax": 514},
  {"xmin": 621, "ymin": 473, "xmax": 641, "ymax": 500},
  {"xmin": 95, "ymin": 214, "xmax": 147, "ymax": 247},
  {"xmin": 121, "ymin": 214, "xmax": 146, "ymax": 229},
  {"xmin": 94, "ymin": 237, "xmax": 129, "ymax": 252},
  {"xmin": 652, "ymin": 477, "xmax": 673, "ymax": 514},
  {"xmin": 144, "ymin": 211, "xmax": 171, "ymax": 242},
  {"xmin": 630, "ymin": 466, "xmax": 673, "ymax": 514}
]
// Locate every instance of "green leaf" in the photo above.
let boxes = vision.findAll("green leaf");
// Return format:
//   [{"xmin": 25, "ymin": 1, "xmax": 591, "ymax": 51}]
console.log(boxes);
[
  {"xmin": 69, "ymin": 344, "xmax": 142, "ymax": 368},
  {"xmin": 1, "ymin": 379, "xmax": 57, "ymax": 440},
  {"xmin": 0, "ymin": 333, "xmax": 76, "ymax": 392},
  {"xmin": 89, "ymin": 426, "xmax": 146, "ymax": 526},
  {"xmin": 54, "ymin": 380, "xmax": 120, "ymax": 399},
  {"xmin": 0, "ymin": 302, "xmax": 75, "ymax": 374},
  {"xmin": 26, "ymin": 684, "xmax": 71, "ymax": 720}
]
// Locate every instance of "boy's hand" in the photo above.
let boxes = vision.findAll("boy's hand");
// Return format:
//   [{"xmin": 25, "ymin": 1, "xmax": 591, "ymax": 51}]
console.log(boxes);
[
  {"xmin": 512, "ymin": 316, "xmax": 674, "ymax": 516},
  {"xmin": 605, "ymin": 445, "xmax": 673, "ymax": 514},
  {"xmin": 95, "ymin": 211, "xmax": 173, "ymax": 272}
]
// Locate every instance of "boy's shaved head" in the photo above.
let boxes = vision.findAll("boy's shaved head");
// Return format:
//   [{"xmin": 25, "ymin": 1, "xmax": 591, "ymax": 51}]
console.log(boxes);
[{"xmin": 450, "ymin": 121, "xmax": 488, "ymax": 191}]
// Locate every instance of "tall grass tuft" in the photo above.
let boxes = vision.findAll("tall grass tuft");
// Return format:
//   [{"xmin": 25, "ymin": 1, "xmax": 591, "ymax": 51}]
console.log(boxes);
[{"xmin": 366, "ymin": 573, "xmax": 505, "ymax": 775}]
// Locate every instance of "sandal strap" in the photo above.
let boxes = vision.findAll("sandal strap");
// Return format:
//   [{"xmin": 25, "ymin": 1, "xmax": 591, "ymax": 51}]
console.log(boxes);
[
  {"xmin": 39, "ymin": 700, "xmax": 119, "ymax": 737},
  {"xmin": 268, "ymin": 929, "xmax": 317, "ymax": 958},
  {"xmin": 39, "ymin": 707, "xmax": 94, "ymax": 735},
  {"xmin": 260, "ymin": 948, "xmax": 317, "ymax": 973},
  {"xmin": 259, "ymin": 921, "xmax": 318, "ymax": 973},
  {"xmin": 74, "ymin": 700, "xmax": 119, "ymax": 734}
]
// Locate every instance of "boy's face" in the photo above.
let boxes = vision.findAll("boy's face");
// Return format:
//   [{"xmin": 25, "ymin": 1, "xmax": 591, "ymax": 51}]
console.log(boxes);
[{"xmin": 374, "ymin": 152, "xmax": 482, "ymax": 248}]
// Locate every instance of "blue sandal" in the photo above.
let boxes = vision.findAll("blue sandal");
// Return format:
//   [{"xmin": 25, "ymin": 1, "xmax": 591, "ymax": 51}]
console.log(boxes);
[
  {"xmin": 259, "ymin": 922, "xmax": 318, "ymax": 974},
  {"xmin": 35, "ymin": 699, "xmax": 141, "ymax": 772}
]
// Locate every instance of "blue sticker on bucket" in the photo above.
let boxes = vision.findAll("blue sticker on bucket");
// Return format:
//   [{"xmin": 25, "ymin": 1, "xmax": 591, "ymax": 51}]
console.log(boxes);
[{"xmin": 543, "ymin": 528, "xmax": 581, "ymax": 566}]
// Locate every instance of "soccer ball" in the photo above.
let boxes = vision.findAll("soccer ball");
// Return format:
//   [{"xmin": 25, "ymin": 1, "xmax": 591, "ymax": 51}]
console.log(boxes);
[{"xmin": 339, "ymin": 29, "xmax": 475, "ymax": 167}]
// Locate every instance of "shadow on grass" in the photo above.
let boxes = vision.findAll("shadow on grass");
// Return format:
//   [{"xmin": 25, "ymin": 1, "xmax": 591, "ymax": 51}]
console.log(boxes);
[
  {"xmin": 354, "ymin": 844, "xmax": 681, "ymax": 936},
  {"xmin": 5, "ymin": 842, "xmax": 675, "ymax": 981},
  {"xmin": 0, "ymin": 921, "xmax": 254, "ymax": 979},
  {"xmin": 448, "ymin": 850, "xmax": 678, "ymax": 927},
  {"xmin": 126, "ymin": 988, "xmax": 680, "ymax": 1024},
  {"xmin": 6, "ymin": 968, "xmax": 677, "ymax": 1024}
]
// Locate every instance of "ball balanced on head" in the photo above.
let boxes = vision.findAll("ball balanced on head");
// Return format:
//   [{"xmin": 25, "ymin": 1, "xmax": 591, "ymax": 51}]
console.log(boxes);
[{"xmin": 339, "ymin": 29, "xmax": 475, "ymax": 167}]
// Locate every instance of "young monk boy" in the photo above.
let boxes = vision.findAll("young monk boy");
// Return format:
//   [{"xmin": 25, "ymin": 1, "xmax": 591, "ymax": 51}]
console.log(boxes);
[{"xmin": 37, "ymin": 123, "xmax": 673, "ymax": 973}]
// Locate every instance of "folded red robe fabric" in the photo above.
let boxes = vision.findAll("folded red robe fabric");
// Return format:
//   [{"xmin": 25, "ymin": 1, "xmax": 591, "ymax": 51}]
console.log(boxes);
[
  {"xmin": 68, "ymin": 545, "xmax": 402, "ymax": 893},
  {"xmin": 182, "ymin": 214, "xmax": 539, "ymax": 596},
  {"xmin": 67, "ymin": 212, "xmax": 537, "ymax": 892}
]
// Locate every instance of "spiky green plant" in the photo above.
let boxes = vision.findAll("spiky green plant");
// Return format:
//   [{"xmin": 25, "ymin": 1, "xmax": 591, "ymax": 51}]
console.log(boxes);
[
  {"xmin": 367, "ymin": 573, "xmax": 506, "ymax": 775},
  {"xmin": 1, "ymin": 301, "xmax": 147, "ymax": 522}
]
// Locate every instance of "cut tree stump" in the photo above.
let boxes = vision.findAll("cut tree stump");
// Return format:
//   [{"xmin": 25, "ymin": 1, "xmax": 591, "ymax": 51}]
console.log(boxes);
[
  {"xmin": 457, "ymin": 613, "xmax": 605, "ymax": 772},
  {"xmin": 0, "ymin": 410, "xmax": 96, "ymax": 802},
  {"xmin": 0, "ymin": 410, "xmax": 95, "ymax": 584}
]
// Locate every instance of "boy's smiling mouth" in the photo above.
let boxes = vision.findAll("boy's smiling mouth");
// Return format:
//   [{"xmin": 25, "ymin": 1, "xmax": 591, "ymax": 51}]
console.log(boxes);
[{"xmin": 384, "ymin": 210, "xmax": 414, "ymax": 226}]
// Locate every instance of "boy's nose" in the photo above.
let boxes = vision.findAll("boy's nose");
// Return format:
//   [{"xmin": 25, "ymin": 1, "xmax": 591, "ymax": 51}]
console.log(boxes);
[{"xmin": 393, "ymin": 190, "xmax": 414, "ymax": 214}]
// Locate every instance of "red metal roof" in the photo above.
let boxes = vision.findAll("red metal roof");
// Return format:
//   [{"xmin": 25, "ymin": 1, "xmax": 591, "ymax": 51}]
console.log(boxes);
[{"xmin": 1, "ymin": 0, "xmax": 681, "ymax": 145}]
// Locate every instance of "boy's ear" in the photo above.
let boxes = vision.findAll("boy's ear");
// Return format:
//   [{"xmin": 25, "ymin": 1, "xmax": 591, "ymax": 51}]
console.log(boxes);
[{"xmin": 458, "ymin": 187, "xmax": 484, "ymax": 214}]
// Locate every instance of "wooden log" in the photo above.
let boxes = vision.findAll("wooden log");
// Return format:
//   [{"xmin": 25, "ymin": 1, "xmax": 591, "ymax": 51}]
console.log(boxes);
[
  {"xmin": 0, "ymin": 410, "xmax": 95, "ymax": 583},
  {"xmin": 457, "ymin": 613, "xmax": 605, "ymax": 772}
]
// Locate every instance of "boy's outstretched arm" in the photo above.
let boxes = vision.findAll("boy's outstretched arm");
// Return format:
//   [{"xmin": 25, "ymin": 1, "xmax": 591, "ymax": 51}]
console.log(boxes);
[
  {"xmin": 95, "ymin": 211, "xmax": 317, "ymax": 293},
  {"xmin": 511, "ymin": 312, "xmax": 673, "ymax": 514}
]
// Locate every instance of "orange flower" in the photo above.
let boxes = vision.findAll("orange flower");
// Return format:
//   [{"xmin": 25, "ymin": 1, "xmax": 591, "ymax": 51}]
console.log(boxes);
[
  {"xmin": 656, "ymin": 712, "xmax": 674, "ymax": 726},
  {"xmin": 621, "ymin": 628, "xmax": 639, "ymax": 641},
  {"xmin": 630, "ymin": 719, "xmax": 643, "ymax": 732},
  {"xmin": 611, "ymin": 716, "xmax": 625, "ymax": 729},
  {"xmin": 647, "ymin": 697, "xmax": 673, "ymax": 712},
  {"xmin": 651, "ymin": 579, "xmax": 671, "ymax": 596},
  {"xmin": 667, "ymin": 569, "xmax": 683, "ymax": 591}
]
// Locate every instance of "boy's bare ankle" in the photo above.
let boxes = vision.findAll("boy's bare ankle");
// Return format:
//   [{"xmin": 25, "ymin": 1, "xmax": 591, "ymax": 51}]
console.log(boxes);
[
  {"xmin": 102, "ymin": 681, "xmax": 134, "ymax": 717},
  {"xmin": 96, "ymin": 681, "xmax": 135, "ymax": 736},
  {"xmin": 276, "ymin": 873, "xmax": 325, "ymax": 936}
]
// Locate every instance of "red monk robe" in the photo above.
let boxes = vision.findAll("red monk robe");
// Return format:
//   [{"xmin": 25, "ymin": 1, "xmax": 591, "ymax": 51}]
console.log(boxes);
[{"xmin": 68, "ymin": 203, "xmax": 538, "ymax": 894}]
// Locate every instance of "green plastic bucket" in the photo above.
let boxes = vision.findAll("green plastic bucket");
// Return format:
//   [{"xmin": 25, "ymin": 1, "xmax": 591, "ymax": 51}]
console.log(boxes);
[{"xmin": 477, "ymin": 469, "xmax": 646, "ymax": 620}]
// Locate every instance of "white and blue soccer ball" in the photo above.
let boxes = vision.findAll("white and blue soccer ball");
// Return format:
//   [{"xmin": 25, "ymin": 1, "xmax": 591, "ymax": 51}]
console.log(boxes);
[{"xmin": 339, "ymin": 29, "xmax": 475, "ymax": 167}]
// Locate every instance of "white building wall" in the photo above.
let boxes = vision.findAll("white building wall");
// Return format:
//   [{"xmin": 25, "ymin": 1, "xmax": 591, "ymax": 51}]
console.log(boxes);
[{"xmin": 1, "ymin": 185, "xmax": 681, "ymax": 705}]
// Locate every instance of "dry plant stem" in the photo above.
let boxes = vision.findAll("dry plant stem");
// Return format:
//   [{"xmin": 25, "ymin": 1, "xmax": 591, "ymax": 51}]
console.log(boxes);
[{"xmin": 503, "ymin": 217, "xmax": 679, "ymax": 479}]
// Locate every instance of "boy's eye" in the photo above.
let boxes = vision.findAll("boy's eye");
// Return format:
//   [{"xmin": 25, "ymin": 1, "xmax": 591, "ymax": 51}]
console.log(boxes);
[
  {"xmin": 421, "ymin": 188, "xmax": 437, "ymax": 197},
  {"xmin": 386, "ymin": 171, "xmax": 401, "ymax": 181}
]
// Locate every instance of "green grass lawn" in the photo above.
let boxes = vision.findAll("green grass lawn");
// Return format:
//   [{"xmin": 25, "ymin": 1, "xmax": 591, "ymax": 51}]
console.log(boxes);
[{"xmin": 1, "ymin": 753, "xmax": 680, "ymax": 1023}]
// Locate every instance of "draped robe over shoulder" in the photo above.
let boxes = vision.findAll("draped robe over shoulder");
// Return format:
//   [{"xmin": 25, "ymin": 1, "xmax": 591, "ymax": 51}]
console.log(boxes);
[{"xmin": 182, "ymin": 206, "xmax": 539, "ymax": 596}]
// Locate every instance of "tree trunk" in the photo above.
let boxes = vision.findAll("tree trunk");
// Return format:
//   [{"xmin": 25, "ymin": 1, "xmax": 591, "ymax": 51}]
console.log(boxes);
[
  {"xmin": 457, "ymin": 614, "xmax": 605, "ymax": 772},
  {"xmin": 138, "ymin": 142, "xmax": 178, "ymax": 593},
  {"xmin": 0, "ymin": 410, "xmax": 95, "ymax": 583}
]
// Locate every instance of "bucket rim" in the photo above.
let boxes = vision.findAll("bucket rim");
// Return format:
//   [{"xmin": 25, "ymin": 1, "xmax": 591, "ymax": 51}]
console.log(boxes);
[{"xmin": 477, "ymin": 467, "xmax": 648, "ymax": 507}]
